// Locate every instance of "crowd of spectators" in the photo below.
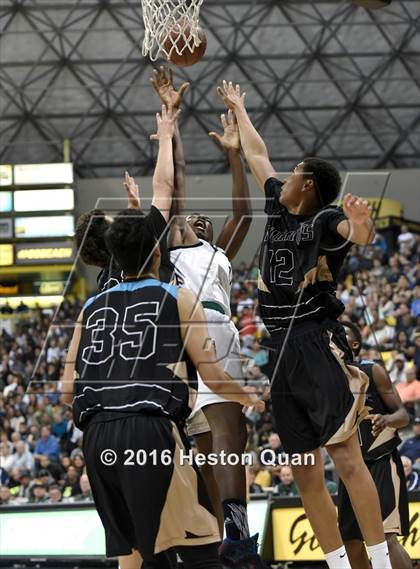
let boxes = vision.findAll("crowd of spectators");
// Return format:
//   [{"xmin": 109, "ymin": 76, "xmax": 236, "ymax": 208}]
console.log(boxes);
[{"xmin": 0, "ymin": 227, "xmax": 419, "ymax": 506}]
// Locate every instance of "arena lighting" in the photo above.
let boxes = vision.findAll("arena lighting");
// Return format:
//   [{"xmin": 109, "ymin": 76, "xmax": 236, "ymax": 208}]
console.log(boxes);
[
  {"xmin": 14, "ymin": 163, "xmax": 74, "ymax": 186},
  {"xmin": 14, "ymin": 215, "xmax": 74, "ymax": 238},
  {"xmin": 14, "ymin": 189, "xmax": 74, "ymax": 212},
  {"xmin": 0, "ymin": 295, "xmax": 63, "ymax": 309},
  {"xmin": 0, "ymin": 244, "xmax": 13, "ymax": 266},
  {"xmin": 0, "ymin": 165, "xmax": 13, "ymax": 186}
]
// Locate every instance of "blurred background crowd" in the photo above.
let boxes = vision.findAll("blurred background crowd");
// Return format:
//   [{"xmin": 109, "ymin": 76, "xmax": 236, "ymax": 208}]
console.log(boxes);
[{"xmin": 1, "ymin": 227, "xmax": 419, "ymax": 506}]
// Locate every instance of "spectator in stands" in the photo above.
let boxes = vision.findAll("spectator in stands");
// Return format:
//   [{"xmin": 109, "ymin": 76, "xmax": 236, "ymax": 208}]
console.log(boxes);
[
  {"xmin": 401, "ymin": 456, "xmax": 420, "ymax": 491},
  {"xmin": 34, "ymin": 425, "xmax": 60, "ymax": 462},
  {"xmin": 48, "ymin": 484, "xmax": 66, "ymax": 504},
  {"xmin": 62, "ymin": 465, "xmax": 81, "ymax": 498},
  {"xmin": 51, "ymin": 409, "xmax": 67, "ymax": 442},
  {"xmin": 247, "ymin": 467, "xmax": 263, "ymax": 495},
  {"xmin": 9, "ymin": 469, "xmax": 31, "ymax": 503},
  {"xmin": 0, "ymin": 440, "xmax": 15, "ymax": 473},
  {"xmin": 399, "ymin": 418, "xmax": 420, "ymax": 465},
  {"xmin": 275, "ymin": 466, "xmax": 299, "ymax": 497},
  {"xmin": 72, "ymin": 473, "xmax": 93, "ymax": 502},
  {"xmin": 37, "ymin": 454, "xmax": 63, "ymax": 482},
  {"xmin": 387, "ymin": 354, "xmax": 409, "ymax": 385},
  {"xmin": 396, "ymin": 368, "xmax": 420, "ymax": 414},
  {"xmin": 398, "ymin": 225, "xmax": 416, "ymax": 253},
  {"xmin": 9, "ymin": 440, "xmax": 34, "ymax": 473},
  {"xmin": 29, "ymin": 483, "xmax": 48, "ymax": 504},
  {"xmin": 0, "ymin": 485, "xmax": 13, "ymax": 505}
]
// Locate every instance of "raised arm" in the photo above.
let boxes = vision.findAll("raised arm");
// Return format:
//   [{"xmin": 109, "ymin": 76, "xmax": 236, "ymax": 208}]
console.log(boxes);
[
  {"xmin": 150, "ymin": 66, "xmax": 197, "ymax": 246},
  {"xmin": 124, "ymin": 171, "xmax": 141, "ymax": 209},
  {"xmin": 178, "ymin": 287, "xmax": 264, "ymax": 412},
  {"xmin": 367, "ymin": 363, "xmax": 410, "ymax": 437},
  {"xmin": 337, "ymin": 194, "xmax": 375, "ymax": 246},
  {"xmin": 217, "ymin": 81, "xmax": 277, "ymax": 191},
  {"xmin": 60, "ymin": 311, "xmax": 83, "ymax": 406},
  {"xmin": 209, "ymin": 111, "xmax": 252, "ymax": 261},
  {"xmin": 150, "ymin": 103, "xmax": 180, "ymax": 222}
]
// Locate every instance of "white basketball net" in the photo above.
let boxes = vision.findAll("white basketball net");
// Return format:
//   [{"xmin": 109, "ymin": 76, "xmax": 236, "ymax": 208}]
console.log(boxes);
[{"xmin": 141, "ymin": 0, "xmax": 204, "ymax": 61}]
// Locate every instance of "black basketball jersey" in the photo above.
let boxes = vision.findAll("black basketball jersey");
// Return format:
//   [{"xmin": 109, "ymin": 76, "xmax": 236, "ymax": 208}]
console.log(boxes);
[
  {"xmin": 72, "ymin": 278, "xmax": 197, "ymax": 430},
  {"xmin": 97, "ymin": 206, "xmax": 175, "ymax": 291},
  {"xmin": 356, "ymin": 360, "xmax": 401, "ymax": 461},
  {"xmin": 259, "ymin": 178, "xmax": 352, "ymax": 333}
]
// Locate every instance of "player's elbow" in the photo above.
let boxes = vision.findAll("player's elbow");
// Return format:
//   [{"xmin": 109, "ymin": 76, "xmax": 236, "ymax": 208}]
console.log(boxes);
[{"xmin": 401, "ymin": 408, "xmax": 410, "ymax": 428}]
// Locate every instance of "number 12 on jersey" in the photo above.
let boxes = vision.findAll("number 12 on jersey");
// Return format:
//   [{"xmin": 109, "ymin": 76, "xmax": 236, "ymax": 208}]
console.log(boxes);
[{"xmin": 269, "ymin": 248, "xmax": 295, "ymax": 286}]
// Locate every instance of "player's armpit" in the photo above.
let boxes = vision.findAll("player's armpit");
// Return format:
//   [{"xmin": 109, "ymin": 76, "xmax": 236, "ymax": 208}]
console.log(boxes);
[{"xmin": 60, "ymin": 311, "xmax": 83, "ymax": 406}]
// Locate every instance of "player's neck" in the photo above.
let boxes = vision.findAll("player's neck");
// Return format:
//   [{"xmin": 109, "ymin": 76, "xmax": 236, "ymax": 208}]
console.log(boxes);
[
  {"xmin": 287, "ymin": 193, "xmax": 320, "ymax": 216},
  {"xmin": 286, "ymin": 202, "xmax": 319, "ymax": 216},
  {"xmin": 123, "ymin": 271, "xmax": 159, "ymax": 281}
]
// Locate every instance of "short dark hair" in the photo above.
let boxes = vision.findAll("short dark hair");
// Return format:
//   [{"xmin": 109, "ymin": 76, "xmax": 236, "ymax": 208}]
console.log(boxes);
[
  {"xmin": 302, "ymin": 158, "xmax": 342, "ymax": 207},
  {"xmin": 105, "ymin": 209, "xmax": 157, "ymax": 276},
  {"xmin": 342, "ymin": 320, "xmax": 362, "ymax": 356},
  {"xmin": 75, "ymin": 209, "xmax": 111, "ymax": 268}
]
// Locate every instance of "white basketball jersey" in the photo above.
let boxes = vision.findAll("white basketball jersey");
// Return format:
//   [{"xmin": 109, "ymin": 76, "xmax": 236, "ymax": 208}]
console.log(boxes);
[{"xmin": 169, "ymin": 240, "xmax": 232, "ymax": 317}]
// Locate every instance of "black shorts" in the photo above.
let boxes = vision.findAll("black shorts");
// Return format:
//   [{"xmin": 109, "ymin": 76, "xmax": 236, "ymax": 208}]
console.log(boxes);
[
  {"xmin": 269, "ymin": 319, "xmax": 368, "ymax": 454},
  {"xmin": 338, "ymin": 449, "xmax": 410, "ymax": 540},
  {"xmin": 83, "ymin": 412, "xmax": 219, "ymax": 561}
]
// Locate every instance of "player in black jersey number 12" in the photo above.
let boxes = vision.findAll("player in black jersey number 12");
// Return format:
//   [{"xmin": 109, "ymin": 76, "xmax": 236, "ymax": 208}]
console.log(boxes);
[{"xmin": 218, "ymin": 80, "xmax": 393, "ymax": 569}]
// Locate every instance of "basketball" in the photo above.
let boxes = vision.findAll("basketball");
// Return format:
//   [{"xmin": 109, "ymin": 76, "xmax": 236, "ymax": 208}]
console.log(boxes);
[
  {"xmin": 352, "ymin": 0, "xmax": 392, "ymax": 8},
  {"xmin": 162, "ymin": 23, "xmax": 207, "ymax": 67}
]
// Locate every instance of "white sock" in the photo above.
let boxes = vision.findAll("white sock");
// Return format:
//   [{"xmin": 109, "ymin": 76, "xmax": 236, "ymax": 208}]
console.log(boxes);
[
  {"xmin": 325, "ymin": 545, "xmax": 352, "ymax": 569},
  {"xmin": 367, "ymin": 541, "xmax": 392, "ymax": 569}
]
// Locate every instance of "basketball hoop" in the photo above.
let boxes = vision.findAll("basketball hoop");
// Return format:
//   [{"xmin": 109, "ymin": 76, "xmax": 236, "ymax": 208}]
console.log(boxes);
[{"xmin": 141, "ymin": 0, "xmax": 204, "ymax": 62}]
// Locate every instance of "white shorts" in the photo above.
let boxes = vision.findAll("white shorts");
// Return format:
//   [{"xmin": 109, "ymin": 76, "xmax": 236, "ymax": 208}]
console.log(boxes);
[{"xmin": 187, "ymin": 308, "xmax": 244, "ymax": 437}]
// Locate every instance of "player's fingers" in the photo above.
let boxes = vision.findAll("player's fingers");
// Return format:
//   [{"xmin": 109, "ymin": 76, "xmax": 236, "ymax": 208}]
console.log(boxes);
[
  {"xmin": 179, "ymin": 82, "xmax": 190, "ymax": 97},
  {"xmin": 173, "ymin": 109, "xmax": 181, "ymax": 122},
  {"xmin": 208, "ymin": 131, "xmax": 222, "ymax": 144},
  {"xmin": 221, "ymin": 113, "xmax": 228, "ymax": 129},
  {"xmin": 241, "ymin": 92, "xmax": 246, "ymax": 103},
  {"xmin": 150, "ymin": 134, "xmax": 158, "ymax": 141},
  {"xmin": 168, "ymin": 67, "xmax": 173, "ymax": 84},
  {"xmin": 217, "ymin": 88, "xmax": 228, "ymax": 103}
]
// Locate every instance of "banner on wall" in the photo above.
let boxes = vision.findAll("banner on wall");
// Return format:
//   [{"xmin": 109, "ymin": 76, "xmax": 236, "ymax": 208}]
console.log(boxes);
[{"xmin": 272, "ymin": 500, "xmax": 420, "ymax": 561}]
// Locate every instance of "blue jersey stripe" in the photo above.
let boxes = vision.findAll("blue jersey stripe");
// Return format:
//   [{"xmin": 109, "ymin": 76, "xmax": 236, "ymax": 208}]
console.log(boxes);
[{"xmin": 83, "ymin": 278, "xmax": 178, "ymax": 310}]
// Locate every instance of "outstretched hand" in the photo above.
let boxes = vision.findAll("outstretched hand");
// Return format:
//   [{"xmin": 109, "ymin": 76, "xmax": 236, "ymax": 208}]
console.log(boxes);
[
  {"xmin": 150, "ymin": 103, "xmax": 181, "ymax": 142},
  {"xmin": 217, "ymin": 80, "xmax": 246, "ymax": 112},
  {"xmin": 343, "ymin": 194, "xmax": 373, "ymax": 226},
  {"xmin": 242, "ymin": 385, "xmax": 265, "ymax": 414},
  {"xmin": 150, "ymin": 66, "xmax": 190, "ymax": 110},
  {"xmin": 209, "ymin": 110, "xmax": 240, "ymax": 152},
  {"xmin": 124, "ymin": 171, "xmax": 141, "ymax": 209}
]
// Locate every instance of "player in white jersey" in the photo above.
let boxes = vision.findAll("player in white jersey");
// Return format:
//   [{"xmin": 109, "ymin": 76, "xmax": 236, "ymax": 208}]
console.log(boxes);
[{"xmin": 151, "ymin": 68, "xmax": 267, "ymax": 568}]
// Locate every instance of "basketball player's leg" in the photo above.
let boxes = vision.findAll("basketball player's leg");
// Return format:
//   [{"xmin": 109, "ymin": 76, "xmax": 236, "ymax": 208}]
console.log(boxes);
[
  {"xmin": 327, "ymin": 434, "xmax": 385, "ymax": 546},
  {"xmin": 343, "ymin": 540, "xmax": 370, "ymax": 569},
  {"xmin": 291, "ymin": 449, "xmax": 345, "ymax": 554},
  {"xmin": 118, "ymin": 549, "xmax": 142, "ymax": 569},
  {"xmin": 194, "ymin": 429, "xmax": 224, "ymax": 536},
  {"xmin": 202, "ymin": 402, "xmax": 249, "ymax": 540},
  {"xmin": 327, "ymin": 434, "xmax": 392, "ymax": 569},
  {"xmin": 386, "ymin": 534, "xmax": 412, "ymax": 569}
]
